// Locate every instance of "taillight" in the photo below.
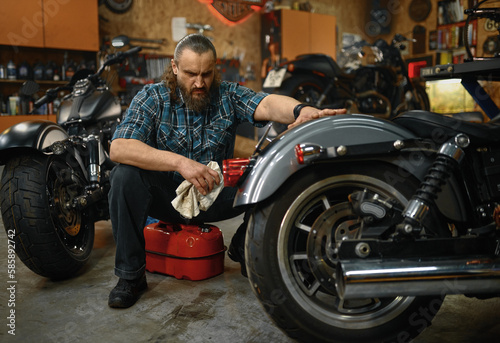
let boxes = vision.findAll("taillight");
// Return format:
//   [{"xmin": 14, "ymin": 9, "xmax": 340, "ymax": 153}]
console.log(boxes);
[
  {"xmin": 295, "ymin": 143, "xmax": 325, "ymax": 164},
  {"xmin": 295, "ymin": 144, "xmax": 305, "ymax": 164},
  {"xmin": 223, "ymin": 158, "xmax": 250, "ymax": 187}
]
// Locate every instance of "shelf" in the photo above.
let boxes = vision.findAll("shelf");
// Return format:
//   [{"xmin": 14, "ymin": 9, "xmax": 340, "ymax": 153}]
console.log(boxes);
[{"xmin": 435, "ymin": 19, "xmax": 477, "ymax": 51}]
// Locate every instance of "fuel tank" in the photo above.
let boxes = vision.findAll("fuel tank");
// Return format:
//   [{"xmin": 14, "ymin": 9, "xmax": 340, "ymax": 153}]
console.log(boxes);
[{"xmin": 58, "ymin": 89, "xmax": 121, "ymax": 126}]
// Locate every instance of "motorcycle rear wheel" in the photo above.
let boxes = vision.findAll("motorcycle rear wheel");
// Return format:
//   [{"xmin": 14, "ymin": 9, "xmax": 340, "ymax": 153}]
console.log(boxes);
[
  {"xmin": 246, "ymin": 163, "xmax": 444, "ymax": 343},
  {"xmin": 1, "ymin": 153, "xmax": 94, "ymax": 279},
  {"xmin": 272, "ymin": 75, "xmax": 328, "ymax": 134},
  {"xmin": 278, "ymin": 74, "xmax": 326, "ymax": 105}
]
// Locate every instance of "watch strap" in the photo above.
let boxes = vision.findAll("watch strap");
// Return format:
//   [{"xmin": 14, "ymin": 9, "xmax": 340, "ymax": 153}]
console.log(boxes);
[{"xmin": 293, "ymin": 104, "xmax": 312, "ymax": 120}]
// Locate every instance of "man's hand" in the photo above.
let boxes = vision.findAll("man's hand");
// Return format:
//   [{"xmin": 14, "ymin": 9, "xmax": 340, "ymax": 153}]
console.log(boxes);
[
  {"xmin": 178, "ymin": 158, "xmax": 221, "ymax": 196},
  {"xmin": 288, "ymin": 107, "xmax": 347, "ymax": 130}
]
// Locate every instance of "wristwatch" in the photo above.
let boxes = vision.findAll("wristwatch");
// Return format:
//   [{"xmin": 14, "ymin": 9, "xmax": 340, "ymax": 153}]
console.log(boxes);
[{"xmin": 293, "ymin": 104, "xmax": 312, "ymax": 120}]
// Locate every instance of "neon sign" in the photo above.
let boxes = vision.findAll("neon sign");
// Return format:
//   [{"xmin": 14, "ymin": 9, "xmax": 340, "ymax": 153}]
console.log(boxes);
[{"xmin": 198, "ymin": 0, "xmax": 266, "ymax": 25}]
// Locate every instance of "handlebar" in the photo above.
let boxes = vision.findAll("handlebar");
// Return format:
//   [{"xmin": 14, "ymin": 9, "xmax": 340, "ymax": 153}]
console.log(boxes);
[
  {"xmin": 91, "ymin": 46, "xmax": 142, "ymax": 81},
  {"xmin": 32, "ymin": 86, "xmax": 72, "ymax": 109},
  {"xmin": 32, "ymin": 46, "xmax": 142, "ymax": 111}
]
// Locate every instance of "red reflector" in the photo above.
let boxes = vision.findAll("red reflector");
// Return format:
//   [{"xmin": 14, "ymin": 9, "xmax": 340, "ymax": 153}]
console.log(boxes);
[
  {"xmin": 408, "ymin": 61, "xmax": 427, "ymax": 78},
  {"xmin": 287, "ymin": 63, "xmax": 295, "ymax": 72},
  {"xmin": 295, "ymin": 144, "xmax": 304, "ymax": 164},
  {"xmin": 223, "ymin": 158, "xmax": 250, "ymax": 187}
]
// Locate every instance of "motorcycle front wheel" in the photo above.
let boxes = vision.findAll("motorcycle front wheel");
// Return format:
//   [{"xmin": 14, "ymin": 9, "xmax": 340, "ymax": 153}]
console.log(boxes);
[
  {"xmin": 1, "ymin": 153, "xmax": 94, "ymax": 279},
  {"xmin": 246, "ymin": 163, "xmax": 444, "ymax": 343}
]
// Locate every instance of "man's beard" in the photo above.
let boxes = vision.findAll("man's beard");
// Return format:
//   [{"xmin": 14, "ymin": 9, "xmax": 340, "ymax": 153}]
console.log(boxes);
[{"xmin": 179, "ymin": 83, "xmax": 211, "ymax": 112}]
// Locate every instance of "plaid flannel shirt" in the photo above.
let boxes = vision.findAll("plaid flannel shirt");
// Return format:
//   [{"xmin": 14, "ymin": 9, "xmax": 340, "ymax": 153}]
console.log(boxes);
[{"xmin": 112, "ymin": 81, "xmax": 268, "ymax": 183}]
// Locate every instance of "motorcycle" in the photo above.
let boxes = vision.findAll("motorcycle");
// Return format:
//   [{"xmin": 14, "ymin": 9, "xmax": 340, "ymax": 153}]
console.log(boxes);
[
  {"xmin": 0, "ymin": 45, "xmax": 141, "ymax": 279},
  {"xmin": 263, "ymin": 34, "xmax": 430, "ymax": 134},
  {"xmin": 223, "ymin": 4, "xmax": 500, "ymax": 342}
]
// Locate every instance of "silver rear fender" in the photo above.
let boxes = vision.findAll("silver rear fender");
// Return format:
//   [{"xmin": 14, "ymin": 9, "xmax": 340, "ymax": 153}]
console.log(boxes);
[
  {"xmin": 235, "ymin": 114, "xmax": 417, "ymax": 206},
  {"xmin": 234, "ymin": 114, "xmax": 467, "ymax": 222}
]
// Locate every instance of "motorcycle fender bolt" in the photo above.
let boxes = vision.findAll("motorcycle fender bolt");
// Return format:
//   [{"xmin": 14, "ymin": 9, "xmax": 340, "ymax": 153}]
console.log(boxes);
[
  {"xmin": 355, "ymin": 242, "xmax": 371, "ymax": 258},
  {"xmin": 455, "ymin": 134, "xmax": 470, "ymax": 148},
  {"xmin": 394, "ymin": 140, "xmax": 404, "ymax": 150},
  {"xmin": 404, "ymin": 224, "xmax": 413, "ymax": 234},
  {"xmin": 337, "ymin": 146, "xmax": 347, "ymax": 156}
]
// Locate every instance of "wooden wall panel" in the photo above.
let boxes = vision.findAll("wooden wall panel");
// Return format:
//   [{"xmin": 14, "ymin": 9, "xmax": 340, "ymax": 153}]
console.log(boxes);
[
  {"xmin": 307, "ymin": 0, "xmax": 373, "ymax": 44},
  {"xmin": 98, "ymin": 0, "xmax": 373, "ymax": 91},
  {"xmin": 0, "ymin": 0, "xmax": 44, "ymax": 48},
  {"xmin": 281, "ymin": 10, "xmax": 310, "ymax": 61},
  {"xmin": 310, "ymin": 12, "xmax": 336, "ymax": 57},
  {"xmin": 99, "ymin": 0, "xmax": 262, "ymax": 90},
  {"xmin": 44, "ymin": 1, "xmax": 99, "ymax": 51}
]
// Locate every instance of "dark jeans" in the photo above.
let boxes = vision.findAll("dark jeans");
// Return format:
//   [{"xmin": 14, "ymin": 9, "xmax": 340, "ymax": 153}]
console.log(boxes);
[{"xmin": 108, "ymin": 164, "xmax": 245, "ymax": 280}]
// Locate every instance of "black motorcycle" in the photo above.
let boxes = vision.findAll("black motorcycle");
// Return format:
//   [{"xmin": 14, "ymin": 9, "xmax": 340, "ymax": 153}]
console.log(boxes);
[
  {"xmin": 263, "ymin": 34, "xmax": 430, "ymax": 133},
  {"xmin": 0, "ymin": 46, "xmax": 141, "ymax": 279}
]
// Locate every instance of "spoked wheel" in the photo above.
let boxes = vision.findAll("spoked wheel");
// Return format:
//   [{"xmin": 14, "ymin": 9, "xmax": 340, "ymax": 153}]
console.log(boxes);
[
  {"xmin": 1, "ymin": 153, "xmax": 94, "ymax": 279},
  {"xmin": 246, "ymin": 164, "xmax": 444, "ymax": 343}
]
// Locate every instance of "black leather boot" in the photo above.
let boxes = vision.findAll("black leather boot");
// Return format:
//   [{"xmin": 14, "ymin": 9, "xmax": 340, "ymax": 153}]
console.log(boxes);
[
  {"xmin": 108, "ymin": 274, "xmax": 148, "ymax": 308},
  {"xmin": 228, "ymin": 212, "xmax": 249, "ymax": 277}
]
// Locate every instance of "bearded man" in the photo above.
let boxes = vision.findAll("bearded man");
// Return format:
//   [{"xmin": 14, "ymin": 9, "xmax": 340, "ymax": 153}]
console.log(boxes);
[{"xmin": 107, "ymin": 33, "xmax": 344, "ymax": 308}]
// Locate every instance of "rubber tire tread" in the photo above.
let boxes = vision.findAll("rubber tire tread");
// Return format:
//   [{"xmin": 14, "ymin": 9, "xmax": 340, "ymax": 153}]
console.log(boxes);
[
  {"xmin": 1, "ymin": 153, "xmax": 94, "ymax": 279},
  {"xmin": 245, "ymin": 163, "xmax": 444, "ymax": 343}
]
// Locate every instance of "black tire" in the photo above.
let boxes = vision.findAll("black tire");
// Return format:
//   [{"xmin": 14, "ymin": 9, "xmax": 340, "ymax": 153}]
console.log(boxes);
[
  {"xmin": 1, "ymin": 153, "xmax": 94, "ymax": 279},
  {"xmin": 246, "ymin": 163, "xmax": 444, "ymax": 343},
  {"xmin": 413, "ymin": 83, "xmax": 430, "ymax": 111},
  {"xmin": 103, "ymin": 0, "xmax": 133, "ymax": 14},
  {"xmin": 277, "ymin": 74, "xmax": 326, "ymax": 105},
  {"xmin": 272, "ymin": 74, "xmax": 327, "ymax": 134}
]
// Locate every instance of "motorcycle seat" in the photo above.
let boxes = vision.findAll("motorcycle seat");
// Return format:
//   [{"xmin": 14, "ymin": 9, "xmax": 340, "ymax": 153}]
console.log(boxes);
[{"xmin": 393, "ymin": 110, "xmax": 500, "ymax": 146}]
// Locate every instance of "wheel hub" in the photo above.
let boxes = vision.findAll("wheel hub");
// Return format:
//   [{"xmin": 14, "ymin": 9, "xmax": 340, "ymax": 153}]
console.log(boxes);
[
  {"xmin": 51, "ymin": 170, "xmax": 82, "ymax": 237},
  {"xmin": 307, "ymin": 202, "xmax": 360, "ymax": 294}
]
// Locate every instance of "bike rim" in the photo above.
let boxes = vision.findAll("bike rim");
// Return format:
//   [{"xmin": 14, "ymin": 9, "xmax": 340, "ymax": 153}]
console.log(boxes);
[
  {"xmin": 46, "ymin": 158, "xmax": 91, "ymax": 257},
  {"xmin": 277, "ymin": 174, "xmax": 415, "ymax": 329}
]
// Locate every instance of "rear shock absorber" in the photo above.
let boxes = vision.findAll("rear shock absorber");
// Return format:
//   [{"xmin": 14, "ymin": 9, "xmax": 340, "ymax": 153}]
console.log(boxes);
[
  {"xmin": 397, "ymin": 134, "xmax": 470, "ymax": 235},
  {"xmin": 86, "ymin": 134, "xmax": 101, "ymax": 188}
]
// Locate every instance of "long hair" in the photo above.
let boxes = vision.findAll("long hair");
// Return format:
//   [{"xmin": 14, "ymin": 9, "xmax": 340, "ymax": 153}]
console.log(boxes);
[{"xmin": 162, "ymin": 34, "xmax": 221, "ymax": 102}]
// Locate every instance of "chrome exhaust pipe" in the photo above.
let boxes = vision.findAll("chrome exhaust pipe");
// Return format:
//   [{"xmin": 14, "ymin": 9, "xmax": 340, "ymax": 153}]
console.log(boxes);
[{"xmin": 336, "ymin": 258, "xmax": 500, "ymax": 300}]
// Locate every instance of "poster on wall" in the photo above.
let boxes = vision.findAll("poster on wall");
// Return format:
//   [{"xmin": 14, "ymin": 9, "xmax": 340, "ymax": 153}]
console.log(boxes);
[{"xmin": 171, "ymin": 17, "xmax": 187, "ymax": 42}]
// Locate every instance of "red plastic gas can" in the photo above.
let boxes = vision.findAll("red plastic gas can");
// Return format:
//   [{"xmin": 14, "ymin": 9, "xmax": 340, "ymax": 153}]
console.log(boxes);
[{"xmin": 144, "ymin": 222, "xmax": 226, "ymax": 281}]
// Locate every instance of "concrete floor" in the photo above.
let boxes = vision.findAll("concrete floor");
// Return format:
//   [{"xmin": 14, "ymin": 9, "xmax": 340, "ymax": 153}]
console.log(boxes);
[{"xmin": 1, "ymin": 214, "xmax": 500, "ymax": 343}]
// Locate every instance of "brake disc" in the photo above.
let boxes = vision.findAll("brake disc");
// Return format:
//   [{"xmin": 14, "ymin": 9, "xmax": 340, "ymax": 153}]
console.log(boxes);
[{"xmin": 307, "ymin": 202, "xmax": 361, "ymax": 294}]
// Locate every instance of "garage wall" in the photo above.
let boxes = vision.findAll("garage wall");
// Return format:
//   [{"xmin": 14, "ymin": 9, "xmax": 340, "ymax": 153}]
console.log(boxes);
[
  {"xmin": 100, "ymin": 0, "xmax": 263, "ymax": 91},
  {"xmin": 98, "ymin": 0, "xmax": 373, "ymax": 91}
]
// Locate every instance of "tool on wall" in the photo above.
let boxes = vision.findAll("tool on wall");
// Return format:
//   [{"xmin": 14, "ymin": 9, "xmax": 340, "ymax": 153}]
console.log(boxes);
[
  {"xmin": 186, "ymin": 23, "xmax": 214, "ymax": 35},
  {"xmin": 111, "ymin": 35, "xmax": 166, "ymax": 50}
]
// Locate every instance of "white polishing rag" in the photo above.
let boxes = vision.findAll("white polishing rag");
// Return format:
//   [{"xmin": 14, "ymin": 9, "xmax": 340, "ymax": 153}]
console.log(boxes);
[{"xmin": 171, "ymin": 161, "xmax": 224, "ymax": 219}]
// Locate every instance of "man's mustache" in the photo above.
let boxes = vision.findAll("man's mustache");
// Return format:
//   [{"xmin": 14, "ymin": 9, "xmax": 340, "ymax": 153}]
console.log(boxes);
[{"xmin": 191, "ymin": 87, "xmax": 208, "ymax": 93}]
